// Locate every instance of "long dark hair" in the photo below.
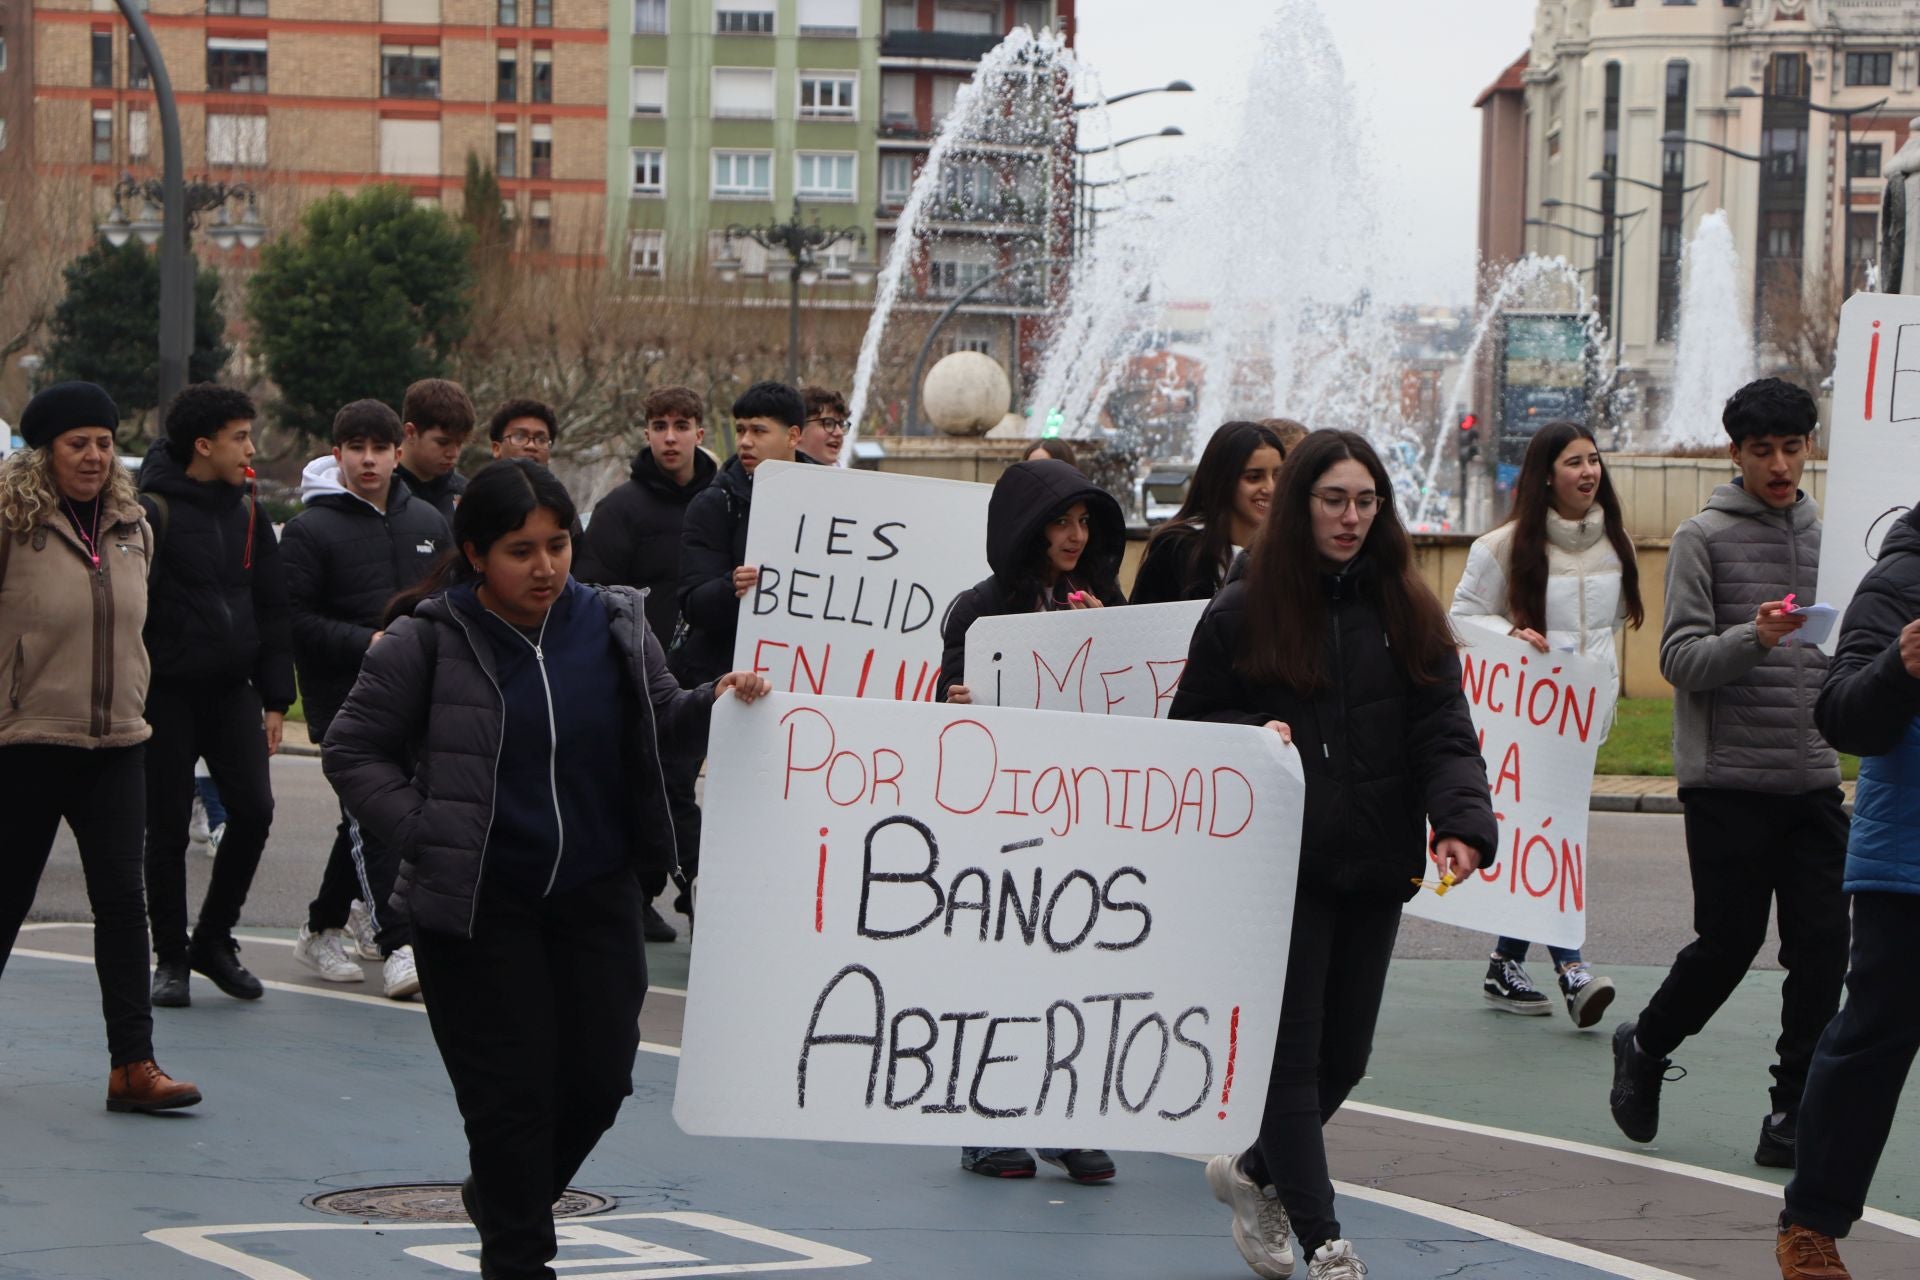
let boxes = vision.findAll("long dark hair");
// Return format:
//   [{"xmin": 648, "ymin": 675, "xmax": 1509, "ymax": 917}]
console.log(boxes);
[
  {"xmin": 1007, "ymin": 496, "xmax": 1125, "ymax": 610},
  {"xmin": 1502, "ymin": 421, "xmax": 1643, "ymax": 633},
  {"xmin": 1238, "ymin": 430, "xmax": 1455, "ymax": 690},
  {"xmin": 1146, "ymin": 420, "xmax": 1284, "ymax": 589},
  {"xmin": 383, "ymin": 459, "xmax": 578, "ymax": 625}
]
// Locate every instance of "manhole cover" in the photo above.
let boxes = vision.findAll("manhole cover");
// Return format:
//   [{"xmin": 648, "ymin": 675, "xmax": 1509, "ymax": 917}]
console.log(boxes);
[{"xmin": 305, "ymin": 1183, "xmax": 615, "ymax": 1222}]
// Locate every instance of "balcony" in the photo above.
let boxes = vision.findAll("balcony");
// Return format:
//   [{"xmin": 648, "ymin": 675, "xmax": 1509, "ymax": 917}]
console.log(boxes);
[{"xmin": 881, "ymin": 30, "xmax": 1003, "ymax": 62}]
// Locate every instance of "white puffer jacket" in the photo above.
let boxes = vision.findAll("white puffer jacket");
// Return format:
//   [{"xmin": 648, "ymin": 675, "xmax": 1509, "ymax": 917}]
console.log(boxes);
[{"xmin": 1451, "ymin": 511, "xmax": 1629, "ymax": 714}]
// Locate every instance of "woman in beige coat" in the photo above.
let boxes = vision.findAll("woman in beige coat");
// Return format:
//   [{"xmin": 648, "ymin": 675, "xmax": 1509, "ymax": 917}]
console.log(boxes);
[{"xmin": 0, "ymin": 381, "xmax": 200, "ymax": 1112}]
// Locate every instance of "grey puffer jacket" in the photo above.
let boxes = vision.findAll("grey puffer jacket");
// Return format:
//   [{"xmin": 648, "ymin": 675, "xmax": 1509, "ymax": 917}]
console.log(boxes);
[
  {"xmin": 321, "ymin": 582, "xmax": 712, "ymax": 937},
  {"xmin": 1659, "ymin": 481, "xmax": 1837, "ymax": 793}
]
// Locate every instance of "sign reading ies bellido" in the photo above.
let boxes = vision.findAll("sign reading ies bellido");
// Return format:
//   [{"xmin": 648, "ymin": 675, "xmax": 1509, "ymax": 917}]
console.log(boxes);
[{"xmin": 675, "ymin": 693, "xmax": 1305, "ymax": 1151}]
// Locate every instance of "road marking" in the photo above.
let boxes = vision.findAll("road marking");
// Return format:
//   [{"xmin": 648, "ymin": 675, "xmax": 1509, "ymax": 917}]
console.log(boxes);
[
  {"xmin": 146, "ymin": 1211, "xmax": 869, "ymax": 1279},
  {"xmin": 229, "ymin": 931, "xmax": 692, "ymax": 999}
]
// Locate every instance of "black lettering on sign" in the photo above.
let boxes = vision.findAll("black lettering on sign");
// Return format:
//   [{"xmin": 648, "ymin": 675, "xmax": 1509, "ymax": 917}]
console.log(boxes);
[
  {"xmin": 858, "ymin": 816, "xmax": 943, "ymax": 940},
  {"xmin": 1083, "ymin": 991, "xmax": 1153, "ymax": 1116},
  {"xmin": 1096, "ymin": 867, "xmax": 1152, "ymax": 951},
  {"xmin": 1160, "ymin": 1006, "xmax": 1215, "ymax": 1121},
  {"xmin": 885, "ymin": 1007, "xmax": 938, "ymax": 1109},
  {"xmin": 796, "ymin": 965, "xmax": 885, "ymax": 1108},
  {"xmin": 970, "ymin": 1015, "xmax": 1040, "ymax": 1119},
  {"xmin": 1037, "ymin": 999, "xmax": 1086, "ymax": 1117},
  {"xmin": 923, "ymin": 1011, "xmax": 987, "ymax": 1114}
]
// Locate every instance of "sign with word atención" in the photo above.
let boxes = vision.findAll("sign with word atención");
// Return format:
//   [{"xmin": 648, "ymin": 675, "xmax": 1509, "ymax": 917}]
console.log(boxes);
[
  {"xmin": 735, "ymin": 462, "xmax": 990, "ymax": 700},
  {"xmin": 963, "ymin": 601, "xmax": 1208, "ymax": 718},
  {"xmin": 675, "ymin": 692, "xmax": 1304, "ymax": 1151},
  {"xmin": 1405, "ymin": 630, "xmax": 1613, "ymax": 949},
  {"xmin": 1819, "ymin": 292, "xmax": 1920, "ymax": 650}
]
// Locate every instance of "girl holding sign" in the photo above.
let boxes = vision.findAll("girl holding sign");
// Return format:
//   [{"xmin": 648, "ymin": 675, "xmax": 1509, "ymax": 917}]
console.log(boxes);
[
  {"xmin": 324, "ymin": 460, "xmax": 769, "ymax": 1279},
  {"xmin": 938, "ymin": 457, "xmax": 1127, "ymax": 1183},
  {"xmin": 1451, "ymin": 420, "xmax": 1642, "ymax": 1028},
  {"xmin": 1131, "ymin": 420, "xmax": 1286, "ymax": 605},
  {"xmin": 1173, "ymin": 430, "xmax": 1497, "ymax": 1280}
]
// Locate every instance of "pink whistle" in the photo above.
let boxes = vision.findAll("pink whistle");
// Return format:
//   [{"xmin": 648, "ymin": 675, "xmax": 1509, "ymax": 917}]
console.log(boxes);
[
  {"xmin": 1069, "ymin": 591, "xmax": 1085, "ymax": 602},
  {"xmin": 1782, "ymin": 593, "xmax": 1797, "ymax": 613}
]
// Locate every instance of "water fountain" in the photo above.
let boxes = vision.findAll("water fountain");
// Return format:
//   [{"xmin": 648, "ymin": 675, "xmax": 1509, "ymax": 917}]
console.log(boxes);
[{"xmin": 1660, "ymin": 211, "xmax": 1755, "ymax": 447}]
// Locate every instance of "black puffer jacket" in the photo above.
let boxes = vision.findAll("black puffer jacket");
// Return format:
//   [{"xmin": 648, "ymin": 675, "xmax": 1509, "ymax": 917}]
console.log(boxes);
[
  {"xmin": 937, "ymin": 460, "xmax": 1127, "ymax": 699},
  {"xmin": 321, "ymin": 583, "xmax": 713, "ymax": 938},
  {"xmin": 674, "ymin": 455, "xmax": 755, "ymax": 684},
  {"xmin": 1170, "ymin": 562, "xmax": 1498, "ymax": 901},
  {"xmin": 575, "ymin": 447, "xmax": 717, "ymax": 645},
  {"xmin": 282, "ymin": 457, "xmax": 451, "ymax": 740},
  {"xmin": 394, "ymin": 463, "xmax": 467, "ymax": 524},
  {"xmin": 1818, "ymin": 503, "xmax": 1920, "ymax": 758},
  {"xmin": 1130, "ymin": 523, "xmax": 1227, "ymax": 605},
  {"xmin": 137, "ymin": 442, "xmax": 295, "ymax": 710}
]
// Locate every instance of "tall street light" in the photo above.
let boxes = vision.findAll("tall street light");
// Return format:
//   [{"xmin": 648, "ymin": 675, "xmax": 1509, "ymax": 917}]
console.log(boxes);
[
  {"xmin": 1591, "ymin": 168, "xmax": 1707, "ymax": 199},
  {"xmin": 714, "ymin": 199, "xmax": 874, "ymax": 386},
  {"xmin": 1726, "ymin": 86, "xmax": 1889, "ymax": 294},
  {"xmin": 1073, "ymin": 126, "xmax": 1184, "ymax": 243},
  {"xmin": 112, "ymin": 0, "xmax": 189, "ymax": 408},
  {"xmin": 101, "ymin": 176, "xmax": 267, "ymax": 252},
  {"xmin": 1532, "ymin": 204, "xmax": 1646, "ymax": 365},
  {"xmin": 1071, "ymin": 80, "xmax": 1194, "ymax": 111}
]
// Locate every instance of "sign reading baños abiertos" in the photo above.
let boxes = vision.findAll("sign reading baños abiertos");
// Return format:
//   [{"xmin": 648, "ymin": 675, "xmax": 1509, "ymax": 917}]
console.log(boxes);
[{"xmin": 674, "ymin": 693, "xmax": 1304, "ymax": 1151}]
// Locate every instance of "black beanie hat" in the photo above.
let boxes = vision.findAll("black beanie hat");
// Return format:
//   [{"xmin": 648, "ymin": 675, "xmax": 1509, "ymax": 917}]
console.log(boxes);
[{"xmin": 20, "ymin": 381, "xmax": 120, "ymax": 449}]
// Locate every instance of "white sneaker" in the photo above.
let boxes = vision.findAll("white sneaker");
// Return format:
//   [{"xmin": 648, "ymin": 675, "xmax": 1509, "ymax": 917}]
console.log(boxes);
[
  {"xmin": 293, "ymin": 926, "xmax": 364, "ymax": 983},
  {"xmin": 188, "ymin": 796, "xmax": 210, "ymax": 845},
  {"xmin": 1207, "ymin": 1153, "xmax": 1295, "ymax": 1278},
  {"xmin": 344, "ymin": 899, "xmax": 382, "ymax": 960},
  {"xmin": 1306, "ymin": 1239, "xmax": 1366, "ymax": 1279},
  {"xmin": 206, "ymin": 822, "xmax": 226, "ymax": 858},
  {"xmin": 383, "ymin": 945, "xmax": 421, "ymax": 1000}
]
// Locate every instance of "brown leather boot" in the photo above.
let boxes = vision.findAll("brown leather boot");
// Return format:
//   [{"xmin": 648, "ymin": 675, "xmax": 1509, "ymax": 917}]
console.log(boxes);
[
  {"xmin": 1776, "ymin": 1222, "xmax": 1850, "ymax": 1279},
  {"xmin": 107, "ymin": 1059, "xmax": 203, "ymax": 1113}
]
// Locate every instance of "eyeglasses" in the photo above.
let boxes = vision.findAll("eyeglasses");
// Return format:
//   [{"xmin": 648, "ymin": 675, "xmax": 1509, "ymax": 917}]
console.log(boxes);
[
  {"xmin": 806, "ymin": 416, "xmax": 848, "ymax": 433},
  {"xmin": 503, "ymin": 431, "xmax": 552, "ymax": 451},
  {"xmin": 1309, "ymin": 489, "xmax": 1380, "ymax": 516}
]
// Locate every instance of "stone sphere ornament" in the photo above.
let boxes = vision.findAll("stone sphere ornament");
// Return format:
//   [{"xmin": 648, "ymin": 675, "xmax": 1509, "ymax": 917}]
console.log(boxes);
[{"xmin": 923, "ymin": 351, "xmax": 1012, "ymax": 437}]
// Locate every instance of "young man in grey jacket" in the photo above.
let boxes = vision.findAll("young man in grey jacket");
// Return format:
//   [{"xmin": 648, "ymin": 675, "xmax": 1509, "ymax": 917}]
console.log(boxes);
[{"xmin": 1609, "ymin": 378, "xmax": 1849, "ymax": 1170}]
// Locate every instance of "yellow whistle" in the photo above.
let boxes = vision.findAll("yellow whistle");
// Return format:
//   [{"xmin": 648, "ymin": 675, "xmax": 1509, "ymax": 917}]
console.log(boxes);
[{"xmin": 1436, "ymin": 870, "xmax": 1458, "ymax": 897}]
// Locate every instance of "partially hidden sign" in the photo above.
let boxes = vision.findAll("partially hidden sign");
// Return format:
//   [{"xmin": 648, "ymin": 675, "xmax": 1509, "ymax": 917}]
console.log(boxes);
[
  {"xmin": 735, "ymin": 462, "xmax": 990, "ymax": 700},
  {"xmin": 1819, "ymin": 292, "xmax": 1920, "ymax": 649},
  {"xmin": 675, "ymin": 692, "xmax": 1304, "ymax": 1150},
  {"xmin": 963, "ymin": 601, "xmax": 1209, "ymax": 718},
  {"xmin": 1405, "ymin": 630, "xmax": 1614, "ymax": 949}
]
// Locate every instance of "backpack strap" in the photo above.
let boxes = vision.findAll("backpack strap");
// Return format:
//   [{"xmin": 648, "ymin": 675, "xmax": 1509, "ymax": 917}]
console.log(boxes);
[
  {"xmin": 141, "ymin": 493, "xmax": 170, "ymax": 575},
  {"xmin": 0, "ymin": 526, "xmax": 12, "ymax": 596}
]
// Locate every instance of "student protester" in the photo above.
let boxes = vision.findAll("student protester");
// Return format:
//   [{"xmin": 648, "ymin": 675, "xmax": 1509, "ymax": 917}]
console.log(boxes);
[
  {"xmin": 0, "ymin": 382, "xmax": 201, "ymax": 1114},
  {"xmin": 1773, "ymin": 500, "xmax": 1920, "ymax": 1280},
  {"xmin": 937, "ymin": 457, "xmax": 1126, "ymax": 1184},
  {"xmin": 1130, "ymin": 421, "xmax": 1284, "ymax": 605},
  {"xmin": 139, "ymin": 384, "xmax": 294, "ymax": 1008},
  {"xmin": 798, "ymin": 386, "xmax": 848, "ymax": 466},
  {"xmin": 1610, "ymin": 377, "xmax": 1848, "ymax": 1170},
  {"xmin": 395, "ymin": 378, "xmax": 475, "ymax": 522},
  {"xmin": 487, "ymin": 398, "xmax": 558, "ymax": 464},
  {"xmin": 283, "ymin": 399, "xmax": 450, "ymax": 997},
  {"xmin": 323, "ymin": 459, "xmax": 770, "ymax": 1280},
  {"xmin": 1025, "ymin": 437, "xmax": 1078, "ymax": 468},
  {"xmin": 1172, "ymin": 430, "xmax": 1496, "ymax": 1280},
  {"xmin": 575, "ymin": 386, "xmax": 718, "ymax": 941},
  {"xmin": 1451, "ymin": 420, "xmax": 1642, "ymax": 1027}
]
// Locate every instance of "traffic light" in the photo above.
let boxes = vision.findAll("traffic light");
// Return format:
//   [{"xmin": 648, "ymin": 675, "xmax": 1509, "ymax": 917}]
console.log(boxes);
[{"xmin": 1458, "ymin": 412, "xmax": 1481, "ymax": 462}]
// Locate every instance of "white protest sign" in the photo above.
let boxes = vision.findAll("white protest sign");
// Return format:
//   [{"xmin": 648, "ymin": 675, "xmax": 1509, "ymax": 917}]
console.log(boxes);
[
  {"xmin": 1819, "ymin": 292, "xmax": 1920, "ymax": 650},
  {"xmin": 1404, "ymin": 630, "xmax": 1613, "ymax": 949},
  {"xmin": 963, "ymin": 601, "xmax": 1208, "ymax": 718},
  {"xmin": 735, "ymin": 462, "xmax": 990, "ymax": 700},
  {"xmin": 675, "ymin": 692, "xmax": 1304, "ymax": 1151}
]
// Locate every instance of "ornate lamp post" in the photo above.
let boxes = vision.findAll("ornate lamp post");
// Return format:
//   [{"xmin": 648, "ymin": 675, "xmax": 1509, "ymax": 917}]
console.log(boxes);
[
  {"xmin": 714, "ymin": 199, "xmax": 874, "ymax": 385},
  {"xmin": 101, "ymin": 176, "xmax": 268, "ymax": 252}
]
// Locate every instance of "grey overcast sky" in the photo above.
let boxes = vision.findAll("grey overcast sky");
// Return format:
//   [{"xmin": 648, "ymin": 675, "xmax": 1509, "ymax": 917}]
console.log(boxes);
[{"xmin": 1075, "ymin": 0, "xmax": 1539, "ymax": 306}]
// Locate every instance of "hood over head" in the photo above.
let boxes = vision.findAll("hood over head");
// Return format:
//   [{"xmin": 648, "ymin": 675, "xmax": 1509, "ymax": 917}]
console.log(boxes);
[{"xmin": 985, "ymin": 459, "xmax": 1126, "ymax": 585}]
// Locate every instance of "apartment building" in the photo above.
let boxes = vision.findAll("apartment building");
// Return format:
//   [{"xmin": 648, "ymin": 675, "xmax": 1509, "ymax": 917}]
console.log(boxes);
[{"xmin": 31, "ymin": 0, "xmax": 608, "ymax": 262}]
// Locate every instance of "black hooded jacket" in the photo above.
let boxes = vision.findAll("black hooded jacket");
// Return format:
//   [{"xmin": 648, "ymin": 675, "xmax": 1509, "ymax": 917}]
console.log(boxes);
[
  {"xmin": 674, "ymin": 452, "xmax": 821, "ymax": 683},
  {"xmin": 1170, "ymin": 559, "xmax": 1498, "ymax": 901},
  {"xmin": 136, "ymin": 442, "xmax": 296, "ymax": 711},
  {"xmin": 937, "ymin": 459, "xmax": 1127, "ymax": 699},
  {"xmin": 394, "ymin": 463, "xmax": 467, "ymax": 524},
  {"xmin": 575, "ymin": 446, "xmax": 718, "ymax": 645},
  {"xmin": 1818, "ymin": 504, "xmax": 1920, "ymax": 758},
  {"xmin": 281, "ymin": 458, "xmax": 452, "ymax": 740}
]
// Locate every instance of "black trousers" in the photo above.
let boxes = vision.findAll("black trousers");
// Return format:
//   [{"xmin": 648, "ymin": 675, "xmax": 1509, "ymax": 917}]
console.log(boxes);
[
  {"xmin": 1240, "ymin": 885, "xmax": 1402, "ymax": 1255},
  {"xmin": 414, "ymin": 870, "xmax": 647, "ymax": 1280},
  {"xmin": 0, "ymin": 743, "xmax": 154, "ymax": 1066},
  {"xmin": 1784, "ymin": 891, "xmax": 1920, "ymax": 1239},
  {"xmin": 649, "ymin": 749, "xmax": 702, "ymax": 898},
  {"xmin": 306, "ymin": 801, "xmax": 409, "ymax": 954},
  {"xmin": 143, "ymin": 679, "xmax": 275, "ymax": 962},
  {"xmin": 1636, "ymin": 787, "xmax": 1850, "ymax": 1114}
]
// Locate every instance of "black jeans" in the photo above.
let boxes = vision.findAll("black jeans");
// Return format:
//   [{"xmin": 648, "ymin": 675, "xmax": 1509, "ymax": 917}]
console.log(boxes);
[
  {"xmin": 0, "ymin": 744, "xmax": 154, "ymax": 1066},
  {"xmin": 1784, "ymin": 891, "xmax": 1920, "ymax": 1239},
  {"xmin": 143, "ymin": 679, "xmax": 275, "ymax": 961},
  {"xmin": 1240, "ymin": 886, "xmax": 1402, "ymax": 1255},
  {"xmin": 1636, "ymin": 787, "xmax": 1850, "ymax": 1114},
  {"xmin": 306, "ymin": 801, "xmax": 409, "ymax": 954},
  {"xmin": 414, "ymin": 870, "xmax": 647, "ymax": 1280}
]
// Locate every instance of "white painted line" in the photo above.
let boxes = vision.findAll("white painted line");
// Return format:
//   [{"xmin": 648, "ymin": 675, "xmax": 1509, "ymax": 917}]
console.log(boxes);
[
  {"xmin": 1341, "ymin": 1100, "xmax": 1920, "ymax": 1240},
  {"xmin": 232, "ymin": 931, "xmax": 691, "ymax": 999}
]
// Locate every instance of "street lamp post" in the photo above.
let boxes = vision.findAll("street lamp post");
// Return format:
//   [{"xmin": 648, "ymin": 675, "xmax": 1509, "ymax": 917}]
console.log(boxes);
[
  {"xmin": 1726, "ymin": 87, "xmax": 1889, "ymax": 294},
  {"xmin": 113, "ymin": 0, "xmax": 188, "ymax": 407},
  {"xmin": 1532, "ymin": 204, "xmax": 1645, "ymax": 365},
  {"xmin": 715, "ymin": 199, "xmax": 874, "ymax": 386},
  {"xmin": 1072, "ymin": 126, "xmax": 1184, "ymax": 243},
  {"xmin": 903, "ymin": 255, "xmax": 1067, "ymax": 435}
]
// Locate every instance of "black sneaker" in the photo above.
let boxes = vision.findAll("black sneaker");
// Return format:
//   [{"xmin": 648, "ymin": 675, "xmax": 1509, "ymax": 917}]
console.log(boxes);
[
  {"xmin": 1755, "ymin": 1112, "xmax": 1797, "ymax": 1169},
  {"xmin": 1483, "ymin": 955, "xmax": 1553, "ymax": 1015},
  {"xmin": 1610, "ymin": 1019, "xmax": 1683, "ymax": 1143},
  {"xmin": 1039, "ymin": 1149, "xmax": 1116, "ymax": 1183},
  {"xmin": 150, "ymin": 957, "xmax": 191, "ymax": 1008},
  {"xmin": 188, "ymin": 934, "xmax": 263, "ymax": 1001},
  {"xmin": 642, "ymin": 902, "xmax": 678, "ymax": 944},
  {"xmin": 1557, "ymin": 963, "xmax": 1616, "ymax": 1029},
  {"xmin": 960, "ymin": 1147, "xmax": 1036, "ymax": 1178}
]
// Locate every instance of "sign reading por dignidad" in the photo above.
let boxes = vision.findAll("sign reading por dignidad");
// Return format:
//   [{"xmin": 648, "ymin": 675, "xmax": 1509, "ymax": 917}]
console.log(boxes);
[{"xmin": 675, "ymin": 693, "xmax": 1305, "ymax": 1151}]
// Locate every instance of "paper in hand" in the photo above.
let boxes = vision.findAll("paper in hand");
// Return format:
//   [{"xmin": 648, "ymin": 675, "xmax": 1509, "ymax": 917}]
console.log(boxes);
[{"xmin": 1779, "ymin": 602, "xmax": 1839, "ymax": 648}]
